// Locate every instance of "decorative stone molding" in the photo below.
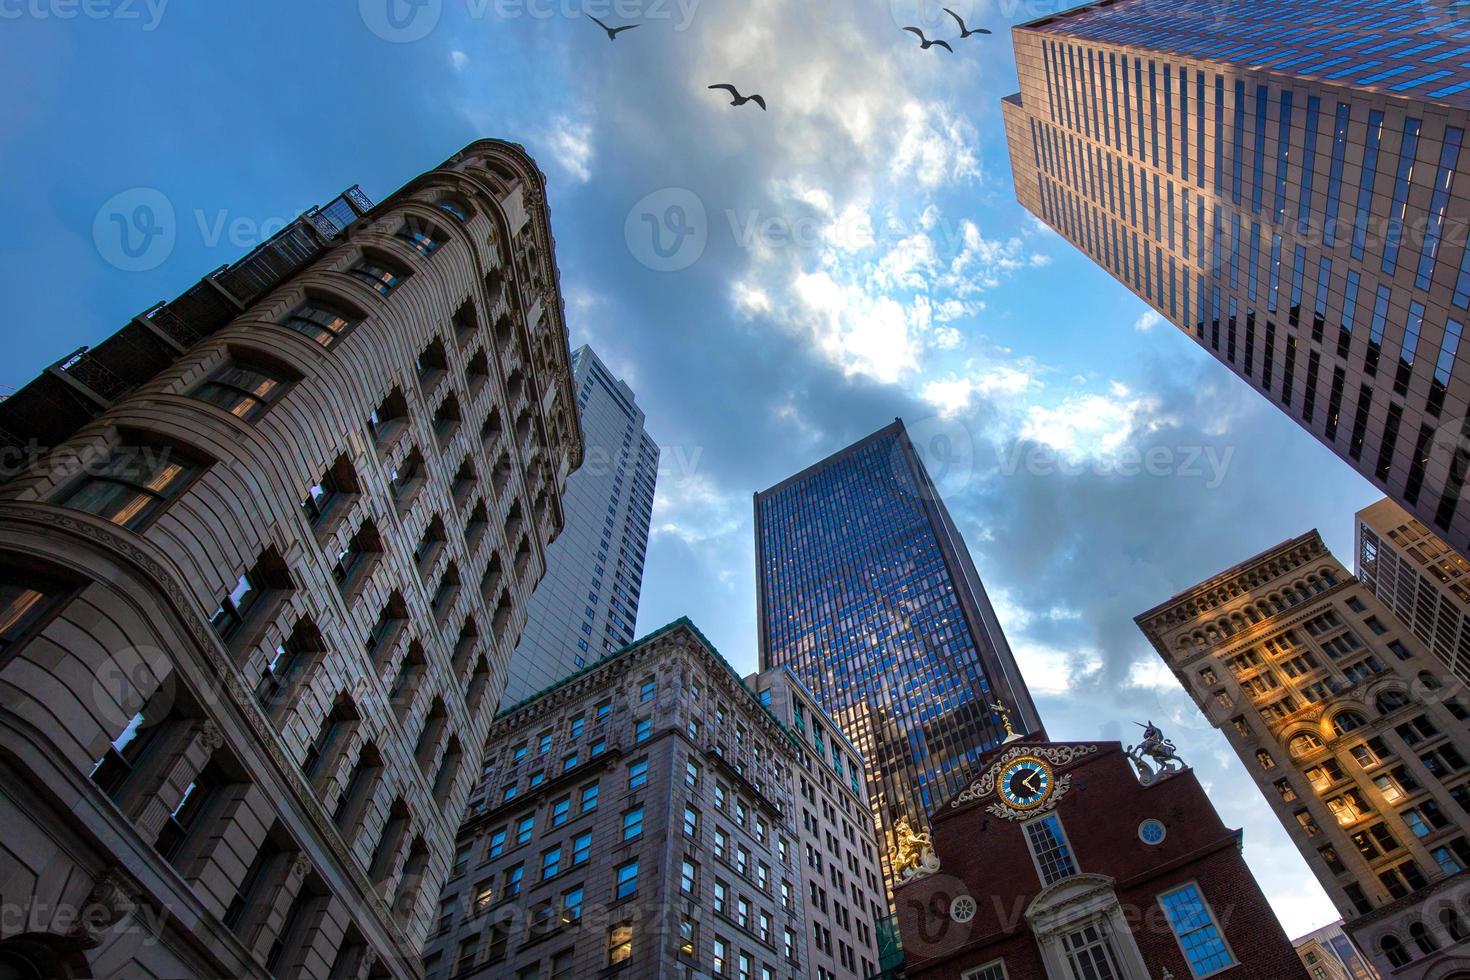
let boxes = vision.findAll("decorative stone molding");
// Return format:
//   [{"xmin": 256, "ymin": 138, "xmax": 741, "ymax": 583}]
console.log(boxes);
[{"xmin": 952, "ymin": 743, "xmax": 1098, "ymax": 809}]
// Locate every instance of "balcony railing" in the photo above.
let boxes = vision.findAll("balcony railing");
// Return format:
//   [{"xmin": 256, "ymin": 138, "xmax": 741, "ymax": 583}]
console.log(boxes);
[{"xmin": 0, "ymin": 186, "xmax": 374, "ymax": 462}]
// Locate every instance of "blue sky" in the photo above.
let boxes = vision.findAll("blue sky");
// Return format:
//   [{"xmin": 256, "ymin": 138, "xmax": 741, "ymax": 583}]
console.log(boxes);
[{"xmin": 2, "ymin": 0, "xmax": 1385, "ymax": 937}]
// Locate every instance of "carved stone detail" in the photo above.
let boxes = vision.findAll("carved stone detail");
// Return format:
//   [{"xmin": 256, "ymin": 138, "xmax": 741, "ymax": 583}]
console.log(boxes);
[{"xmin": 952, "ymin": 744, "xmax": 1098, "ymax": 808}]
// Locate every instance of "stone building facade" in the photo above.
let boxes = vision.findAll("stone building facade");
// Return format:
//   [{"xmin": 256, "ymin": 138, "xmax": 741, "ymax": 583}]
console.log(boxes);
[
  {"xmin": 745, "ymin": 665, "xmax": 887, "ymax": 980},
  {"xmin": 1137, "ymin": 532, "xmax": 1470, "ymax": 978},
  {"xmin": 421, "ymin": 619, "xmax": 884, "ymax": 980},
  {"xmin": 0, "ymin": 139, "xmax": 581, "ymax": 978},
  {"xmin": 1003, "ymin": 0, "xmax": 1470, "ymax": 562},
  {"xmin": 895, "ymin": 737, "xmax": 1307, "ymax": 980},
  {"xmin": 1358, "ymin": 497, "xmax": 1470, "ymax": 686}
]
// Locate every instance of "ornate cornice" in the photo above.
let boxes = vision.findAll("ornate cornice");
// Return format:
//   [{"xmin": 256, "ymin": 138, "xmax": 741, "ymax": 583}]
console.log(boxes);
[
  {"xmin": 1138, "ymin": 534, "xmax": 1329, "ymax": 630},
  {"xmin": 951, "ymin": 743, "xmax": 1098, "ymax": 818}
]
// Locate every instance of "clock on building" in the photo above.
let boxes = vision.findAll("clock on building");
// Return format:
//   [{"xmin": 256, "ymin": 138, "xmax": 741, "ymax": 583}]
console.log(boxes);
[{"xmin": 998, "ymin": 756, "xmax": 1054, "ymax": 811}]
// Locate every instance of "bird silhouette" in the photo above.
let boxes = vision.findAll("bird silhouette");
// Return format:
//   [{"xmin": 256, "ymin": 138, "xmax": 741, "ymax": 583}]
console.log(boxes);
[
  {"xmin": 588, "ymin": 15, "xmax": 639, "ymax": 39},
  {"xmin": 708, "ymin": 84, "xmax": 767, "ymax": 110},
  {"xmin": 903, "ymin": 27, "xmax": 953, "ymax": 52},
  {"xmin": 943, "ymin": 7, "xmax": 992, "ymax": 37}
]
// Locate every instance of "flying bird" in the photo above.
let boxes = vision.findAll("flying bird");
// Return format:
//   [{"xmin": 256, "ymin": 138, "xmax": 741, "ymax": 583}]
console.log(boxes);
[
  {"xmin": 903, "ymin": 27, "xmax": 953, "ymax": 52},
  {"xmin": 588, "ymin": 14, "xmax": 639, "ymax": 40},
  {"xmin": 943, "ymin": 8, "xmax": 992, "ymax": 37},
  {"xmin": 708, "ymin": 84, "xmax": 767, "ymax": 110}
]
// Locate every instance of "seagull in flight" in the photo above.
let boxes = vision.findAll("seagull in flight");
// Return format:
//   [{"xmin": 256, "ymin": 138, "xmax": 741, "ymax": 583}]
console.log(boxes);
[
  {"xmin": 588, "ymin": 15, "xmax": 639, "ymax": 40},
  {"xmin": 708, "ymin": 84, "xmax": 767, "ymax": 110},
  {"xmin": 903, "ymin": 27, "xmax": 953, "ymax": 52},
  {"xmin": 943, "ymin": 8, "xmax": 992, "ymax": 37}
]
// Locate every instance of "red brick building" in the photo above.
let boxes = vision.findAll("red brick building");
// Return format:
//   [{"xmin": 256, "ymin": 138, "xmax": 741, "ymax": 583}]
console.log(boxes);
[{"xmin": 895, "ymin": 737, "xmax": 1308, "ymax": 980}]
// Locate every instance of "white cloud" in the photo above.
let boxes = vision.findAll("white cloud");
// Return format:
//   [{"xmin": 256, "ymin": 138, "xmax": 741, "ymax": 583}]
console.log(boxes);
[
  {"xmin": 1134, "ymin": 310, "xmax": 1163, "ymax": 333},
  {"xmin": 922, "ymin": 363, "xmax": 1039, "ymax": 418},
  {"xmin": 544, "ymin": 117, "xmax": 594, "ymax": 183},
  {"xmin": 1020, "ymin": 383, "xmax": 1174, "ymax": 461}
]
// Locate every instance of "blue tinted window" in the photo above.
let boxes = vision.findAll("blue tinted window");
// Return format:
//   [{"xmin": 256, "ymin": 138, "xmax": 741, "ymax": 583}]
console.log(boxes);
[
  {"xmin": 1160, "ymin": 884, "xmax": 1236, "ymax": 976},
  {"xmin": 1273, "ymin": 91, "xmax": 1293, "ymax": 222},
  {"xmin": 1382, "ymin": 118, "xmax": 1423, "ymax": 274},
  {"xmin": 1297, "ymin": 97, "xmax": 1321, "ymax": 234},
  {"xmin": 1417, "ymin": 127, "xmax": 1464, "ymax": 291},
  {"xmin": 1352, "ymin": 111, "xmax": 1385, "ymax": 260},
  {"xmin": 1268, "ymin": 235, "xmax": 1282, "ymax": 313},
  {"xmin": 1323, "ymin": 103, "xmax": 1350, "ymax": 246},
  {"xmin": 1251, "ymin": 85, "xmax": 1267, "ymax": 213}
]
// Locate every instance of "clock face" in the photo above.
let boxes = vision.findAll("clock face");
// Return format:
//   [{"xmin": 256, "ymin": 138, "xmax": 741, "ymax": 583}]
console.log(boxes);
[{"xmin": 999, "ymin": 757, "xmax": 1054, "ymax": 811}]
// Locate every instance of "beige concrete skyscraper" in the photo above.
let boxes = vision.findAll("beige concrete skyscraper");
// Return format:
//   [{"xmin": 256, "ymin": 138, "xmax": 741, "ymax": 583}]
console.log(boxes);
[
  {"xmin": 1357, "ymin": 496, "xmax": 1470, "ymax": 684},
  {"xmin": 1004, "ymin": 0, "xmax": 1470, "ymax": 559},
  {"xmin": 1137, "ymin": 533, "xmax": 1470, "ymax": 978},
  {"xmin": 0, "ymin": 140, "xmax": 580, "ymax": 978}
]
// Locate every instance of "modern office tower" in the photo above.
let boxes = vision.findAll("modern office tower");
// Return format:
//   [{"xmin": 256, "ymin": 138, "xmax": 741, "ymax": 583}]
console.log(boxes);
[
  {"xmin": 0, "ymin": 140, "xmax": 581, "ymax": 978},
  {"xmin": 1295, "ymin": 921, "xmax": 1384, "ymax": 980},
  {"xmin": 754, "ymin": 418, "xmax": 1041, "ymax": 888},
  {"xmin": 499, "ymin": 344, "xmax": 657, "ymax": 707},
  {"xmin": 1003, "ymin": 0, "xmax": 1470, "ymax": 560},
  {"xmin": 421, "ymin": 619, "xmax": 824, "ymax": 980},
  {"xmin": 1358, "ymin": 496, "xmax": 1470, "ymax": 684},
  {"xmin": 1136, "ymin": 532, "xmax": 1470, "ymax": 979},
  {"xmin": 746, "ymin": 665, "xmax": 888, "ymax": 980}
]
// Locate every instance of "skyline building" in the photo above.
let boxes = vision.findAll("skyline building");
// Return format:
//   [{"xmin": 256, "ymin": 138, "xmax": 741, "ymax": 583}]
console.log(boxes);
[
  {"xmin": 421, "ymin": 618, "xmax": 886, "ymax": 980},
  {"xmin": 0, "ymin": 140, "xmax": 582, "ymax": 978},
  {"xmin": 1295, "ymin": 921, "xmax": 1384, "ymax": 980},
  {"xmin": 754, "ymin": 418, "xmax": 1041, "ymax": 888},
  {"xmin": 1136, "ymin": 531, "xmax": 1470, "ymax": 978},
  {"xmin": 499, "ymin": 344, "xmax": 657, "ymax": 707},
  {"xmin": 1003, "ymin": 0, "xmax": 1470, "ymax": 562},
  {"xmin": 1357, "ymin": 496, "xmax": 1470, "ymax": 685}
]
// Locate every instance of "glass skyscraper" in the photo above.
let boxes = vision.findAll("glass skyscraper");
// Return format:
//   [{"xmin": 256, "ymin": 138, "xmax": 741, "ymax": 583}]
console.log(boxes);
[
  {"xmin": 754, "ymin": 419, "xmax": 1040, "ymax": 886},
  {"xmin": 498, "ymin": 345, "xmax": 657, "ymax": 706},
  {"xmin": 1003, "ymin": 0, "xmax": 1470, "ymax": 562}
]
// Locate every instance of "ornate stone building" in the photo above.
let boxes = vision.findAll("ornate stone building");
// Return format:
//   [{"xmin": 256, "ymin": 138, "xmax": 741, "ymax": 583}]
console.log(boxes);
[
  {"xmin": 745, "ymin": 665, "xmax": 888, "ymax": 980},
  {"xmin": 1137, "ymin": 532, "xmax": 1470, "ymax": 979},
  {"xmin": 895, "ymin": 735, "xmax": 1306, "ymax": 979},
  {"xmin": 0, "ymin": 140, "xmax": 580, "ymax": 978},
  {"xmin": 420, "ymin": 619, "xmax": 887, "ymax": 980}
]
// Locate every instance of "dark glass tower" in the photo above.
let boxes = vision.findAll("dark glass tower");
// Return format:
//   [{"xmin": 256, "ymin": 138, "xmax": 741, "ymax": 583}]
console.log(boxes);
[{"xmin": 755, "ymin": 419, "xmax": 1041, "ymax": 887}]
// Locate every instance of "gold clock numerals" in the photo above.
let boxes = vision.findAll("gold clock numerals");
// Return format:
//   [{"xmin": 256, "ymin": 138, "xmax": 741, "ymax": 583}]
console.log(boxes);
[{"xmin": 998, "ymin": 756, "xmax": 1055, "ymax": 811}]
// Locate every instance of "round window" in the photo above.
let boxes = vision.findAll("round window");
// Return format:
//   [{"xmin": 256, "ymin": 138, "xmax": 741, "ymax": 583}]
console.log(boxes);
[{"xmin": 1139, "ymin": 819, "xmax": 1167, "ymax": 845}]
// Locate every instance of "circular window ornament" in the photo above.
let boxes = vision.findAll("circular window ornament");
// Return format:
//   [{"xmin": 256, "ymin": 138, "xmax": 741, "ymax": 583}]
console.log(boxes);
[
  {"xmin": 950, "ymin": 895, "xmax": 977, "ymax": 923},
  {"xmin": 1139, "ymin": 819, "xmax": 1167, "ymax": 845}
]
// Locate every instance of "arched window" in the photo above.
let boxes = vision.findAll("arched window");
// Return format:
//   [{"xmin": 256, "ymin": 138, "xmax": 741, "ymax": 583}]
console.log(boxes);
[
  {"xmin": 1409, "ymin": 921, "xmax": 1440, "ymax": 955},
  {"xmin": 1375, "ymin": 690, "xmax": 1410, "ymax": 713},
  {"xmin": 1332, "ymin": 712, "xmax": 1366, "ymax": 736},
  {"xmin": 1441, "ymin": 906, "xmax": 1468, "ymax": 942},
  {"xmin": 1289, "ymin": 732, "xmax": 1324, "ymax": 757},
  {"xmin": 1381, "ymin": 934, "xmax": 1411, "ymax": 967}
]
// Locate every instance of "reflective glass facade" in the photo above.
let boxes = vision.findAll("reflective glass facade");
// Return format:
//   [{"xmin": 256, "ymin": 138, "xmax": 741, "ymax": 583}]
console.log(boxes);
[
  {"xmin": 754, "ymin": 420, "xmax": 1040, "ymax": 888},
  {"xmin": 1004, "ymin": 0, "xmax": 1470, "ymax": 564}
]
